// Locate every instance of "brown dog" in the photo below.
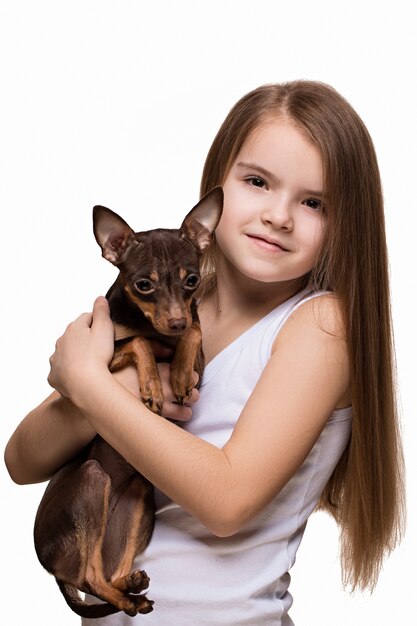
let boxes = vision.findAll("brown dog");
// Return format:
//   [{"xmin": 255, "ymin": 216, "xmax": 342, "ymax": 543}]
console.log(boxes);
[{"xmin": 34, "ymin": 187, "xmax": 223, "ymax": 618}]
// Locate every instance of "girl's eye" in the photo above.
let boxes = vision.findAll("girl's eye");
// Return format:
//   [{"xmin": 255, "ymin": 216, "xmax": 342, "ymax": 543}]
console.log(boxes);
[
  {"xmin": 184, "ymin": 274, "xmax": 200, "ymax": 289},
  {"xmin": 303, "ymin": 198, "xmax": 324, "ymax": 212},
  {"xmin": 135, "ymin": 279, "xmax": 155, "ymax": 294},
  {"xmin": 246, "ymin": 176, "xmax": 267, "ymax": 189}
]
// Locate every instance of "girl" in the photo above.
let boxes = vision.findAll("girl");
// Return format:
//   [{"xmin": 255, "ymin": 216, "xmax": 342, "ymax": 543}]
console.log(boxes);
[{"xmin": 5, "ymin": 80, "xmax": 405, "ymax": 625}]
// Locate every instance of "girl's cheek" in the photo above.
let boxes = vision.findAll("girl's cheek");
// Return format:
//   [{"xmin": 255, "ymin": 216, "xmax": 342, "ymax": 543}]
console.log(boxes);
[
  {"xmin": 314, "ymin": 219, "xmax": 326, "ymax": 249},
  {"xmin": 214, "ymin": 215, "xmax": 232, "ymax": 246}
]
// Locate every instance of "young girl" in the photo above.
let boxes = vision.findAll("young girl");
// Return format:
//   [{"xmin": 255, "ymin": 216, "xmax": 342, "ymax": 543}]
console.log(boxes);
[{"xmin": 5, "ymin": 80, "xmax": 404, "ymax": 625}]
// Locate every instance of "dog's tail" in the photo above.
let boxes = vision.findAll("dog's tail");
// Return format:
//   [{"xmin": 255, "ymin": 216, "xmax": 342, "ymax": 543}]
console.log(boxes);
[{"xmin": 57, "ymin": 580, "xmax": 120, "ymax": 618}]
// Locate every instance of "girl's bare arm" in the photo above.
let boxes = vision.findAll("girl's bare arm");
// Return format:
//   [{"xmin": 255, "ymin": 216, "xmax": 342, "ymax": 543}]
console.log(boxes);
[
  {"xmin": 4, "ymin": 391, "xmax": 96, "ymax": 484},
  {"xmin": 5, "ymin": 362, "xmax": 197, "ymax": 485},
  {"xmin": 44, "ymin": 296, "xmax": 349, "ymax": 537}
]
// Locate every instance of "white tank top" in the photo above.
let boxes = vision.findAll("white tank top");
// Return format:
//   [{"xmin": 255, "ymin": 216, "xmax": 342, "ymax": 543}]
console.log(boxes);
[{"xmin": 85, "ymin": 288, "xmax": 352, "ymax": 626}]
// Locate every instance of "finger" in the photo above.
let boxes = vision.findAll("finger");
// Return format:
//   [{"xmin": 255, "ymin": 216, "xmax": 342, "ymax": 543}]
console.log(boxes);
[
  {"xmin": 184, "ymin": 387, "xmax": 200, "ymax": 405},
  {"xmin": 91, "ymin": 296, "xmax": 114, "ymax": 336},
  {"xmin": 66, "ymin": 312, "xmax": 93, "ymax": 330},
  {"xmin": 161, "ymin": 401, "xmax": 193, "ymax": 422},
  {"xmin": 92, "ymin": 296, "xmax": 110, "ymax": 320}
]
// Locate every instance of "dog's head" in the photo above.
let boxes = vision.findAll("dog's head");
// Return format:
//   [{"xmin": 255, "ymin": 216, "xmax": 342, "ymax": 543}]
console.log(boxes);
[{"xmin": 93, "ymin": 187, "xmax": 223, "ymax": 335}]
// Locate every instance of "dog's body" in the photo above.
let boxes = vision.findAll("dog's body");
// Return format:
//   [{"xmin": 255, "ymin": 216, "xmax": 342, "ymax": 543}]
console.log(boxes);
[{"xmin": 34, "ymin": 188, "xmax": 223, "ymax": 618}]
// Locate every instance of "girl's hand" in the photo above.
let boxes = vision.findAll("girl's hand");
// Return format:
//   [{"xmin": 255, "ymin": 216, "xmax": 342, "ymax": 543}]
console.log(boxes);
[{"xmin": 48, "ymin": 296, "xmax": 114, "ymax": 400}]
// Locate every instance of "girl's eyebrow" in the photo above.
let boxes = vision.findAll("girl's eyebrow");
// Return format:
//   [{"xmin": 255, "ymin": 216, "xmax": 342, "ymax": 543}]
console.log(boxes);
[
  {"xmin": 236, "ymin": 161, "xmax": 323, "ymax": 197},
  {"xmin": 236, "ymin": 161, "xmax": 278, "ymax": 183}
]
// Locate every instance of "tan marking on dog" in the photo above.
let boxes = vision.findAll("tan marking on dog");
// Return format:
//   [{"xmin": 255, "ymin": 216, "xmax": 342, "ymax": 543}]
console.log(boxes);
[
  {"xmin": 112, "ymin": 336, "xmax": 162, "ymax": 413},
  {"xmin": 179, "ymin": 268, "xmax": 187, "ymax": 280},
  {"xmin": 168, "ymin": 303, "xmax": 185, "ymax": 318},
  {"xmin": 82, "ymin": 477, "xmax": 145, "ymax": 614},
  {"xmin": 83, "ymin": 475, "xmax": 111, "ymax": 584},
  {"xmin": 124, "ymin": 284, "xmax": 157, "ymax": 320},
  {"xmin": 113, "ymin": 322, "xmax": 141, "ymax": 341},
  {"xmin": 170, "ymin": 324, "xmax": 203, "ymax": 402},
  {"xmin": 136, "ymin": 300, "xmax": 157, "ymax": 323},
  {"xmin": 123, "ymin": 283, "xmax": 194, "ymax": 335},
  {"xmin": 149, "ymin": 270, "xmax": 159, "ymax": 283},
  {"xmin": 110, "ymin": 496, "xmax": 147, "ymax": 585}
]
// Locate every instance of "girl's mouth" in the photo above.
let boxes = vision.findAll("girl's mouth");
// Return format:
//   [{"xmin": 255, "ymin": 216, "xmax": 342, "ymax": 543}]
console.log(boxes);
[{"xmin": 246, "ymin": 234, "xmax": 290, "ymax": 252}]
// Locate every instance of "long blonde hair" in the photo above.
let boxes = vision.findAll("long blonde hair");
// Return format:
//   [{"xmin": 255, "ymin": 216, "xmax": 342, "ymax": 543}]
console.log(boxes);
[{"xmin": 200, "ymin": 81, "xmax": 405, "ymax": 590}]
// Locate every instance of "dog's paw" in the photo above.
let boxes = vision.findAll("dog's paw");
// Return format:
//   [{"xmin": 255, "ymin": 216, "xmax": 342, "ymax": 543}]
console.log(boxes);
[
  {"xmin": 137, "ymin": 597, "xmax": 154, "ymax": 615},
  {"xmin": 126, "ymin": 569, "xmax": 150, "ymax": 593},
  {"xmin": 143, "ymin": 395, "xmax": 163, "ymax": 414},
  {"xmin": 170, "ymin": 367, "xmax": 194, "ymax": 405},
  {"xmin": 140, "ymin": 377, "xmax": 163, "ymax": 414},
  {"xmin": 124, "ymin": 595, "xmax": 154, "ymax": 617}
]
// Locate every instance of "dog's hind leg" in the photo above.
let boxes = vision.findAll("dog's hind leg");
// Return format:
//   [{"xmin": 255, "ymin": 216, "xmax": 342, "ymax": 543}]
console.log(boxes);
[
  {"xmin": 76, "ymin": 462, "xmax": 154, "ymax": 616},
  {"xmin": 36, "ymin": 458, "xmax": 151, "ymax": 617},
  {"xmin": 101, "ymin": 474, "xmax": 155, "ymax": 604}
]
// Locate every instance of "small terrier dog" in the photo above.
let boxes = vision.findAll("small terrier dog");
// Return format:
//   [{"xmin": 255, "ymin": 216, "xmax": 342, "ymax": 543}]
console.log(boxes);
[{"xmin": 34, "ymin": 187, "xmax": 223, "ymax": 618}]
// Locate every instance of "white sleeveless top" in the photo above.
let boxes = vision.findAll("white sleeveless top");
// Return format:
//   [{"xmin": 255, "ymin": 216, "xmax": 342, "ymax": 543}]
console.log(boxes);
[{"xmin": 85, "ymin": 288, "xmax": 352, "ymax": 626}]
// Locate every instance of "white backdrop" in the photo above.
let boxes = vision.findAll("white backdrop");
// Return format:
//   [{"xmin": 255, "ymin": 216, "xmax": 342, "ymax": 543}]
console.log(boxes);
[{"xmin": 1, "ymin": 2, "xmax": 415, "ymax": 625}]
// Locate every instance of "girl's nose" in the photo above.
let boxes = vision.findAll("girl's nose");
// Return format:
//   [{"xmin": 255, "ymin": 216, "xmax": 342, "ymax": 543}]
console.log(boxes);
[{"xmin": 261, "ymin": 197, "xmax": 293, "ymax": 231}]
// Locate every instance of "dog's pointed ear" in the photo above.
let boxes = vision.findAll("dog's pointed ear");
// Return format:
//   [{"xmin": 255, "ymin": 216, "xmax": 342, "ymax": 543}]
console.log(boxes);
[
  {"xmin": 93, "ymin": 206, "xmax": 137, "ymax": 265},
  {"xmin": 180, "ymin": 186, "xmax": 223, "ymax": 251}
]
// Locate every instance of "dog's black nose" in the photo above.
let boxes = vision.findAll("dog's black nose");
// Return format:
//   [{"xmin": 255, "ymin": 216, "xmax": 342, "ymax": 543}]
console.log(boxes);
[{"xmin": 168, "ymin": 317, "xmax": 187, "ymax": 332}]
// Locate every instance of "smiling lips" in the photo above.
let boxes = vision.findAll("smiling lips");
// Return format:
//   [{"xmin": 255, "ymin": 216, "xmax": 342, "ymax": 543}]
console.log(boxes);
[{"xmin": 246, "ymin": 233, "xmax": 290, "ymax": 252}]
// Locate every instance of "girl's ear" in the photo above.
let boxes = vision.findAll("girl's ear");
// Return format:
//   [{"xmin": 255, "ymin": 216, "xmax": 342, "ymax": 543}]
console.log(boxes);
[
  {"xmin": 180, "ymin": 186, "xmax": 223, "ymax": 251},
  {"xmin": 93, "ymin": 205, "xmax": 138, "ymax": 265}
]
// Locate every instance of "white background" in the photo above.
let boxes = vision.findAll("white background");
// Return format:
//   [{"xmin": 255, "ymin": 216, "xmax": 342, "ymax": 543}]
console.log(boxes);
[{"xmin": 1, "ymin": 1, "xmax": 415, "ymax": 625}]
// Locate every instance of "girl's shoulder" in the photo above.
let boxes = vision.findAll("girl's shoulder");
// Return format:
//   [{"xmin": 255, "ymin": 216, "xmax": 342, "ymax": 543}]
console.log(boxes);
[
  {"xmin": 271, "ymin": 292, "xmax": 348, "ymax": 389},
  {"xmin": 279, "ymin": 291, "xmax": 346, "ymax": 343},
  {"xmin": 268, "ymin": 292, "xmax": 350, "ymax": 412}
]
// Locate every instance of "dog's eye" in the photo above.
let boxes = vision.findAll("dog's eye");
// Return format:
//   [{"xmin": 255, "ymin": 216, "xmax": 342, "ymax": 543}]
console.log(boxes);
[
  {"xmin": 184, "ymin": 274, "xmax": 200, "ymax": 289},
  {"xmin": 135, "ymin": 279, "xmax": 154, "ymax": 294}
]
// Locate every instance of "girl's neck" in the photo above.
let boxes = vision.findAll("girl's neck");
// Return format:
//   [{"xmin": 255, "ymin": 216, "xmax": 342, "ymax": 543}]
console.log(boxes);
[
  {"xmin": 203, "ymin": 254, "xmax": 307, "ymax": 323},
  {"xmin": 199, "ymin": 260, "xmax": 307, "ymax": 364}
]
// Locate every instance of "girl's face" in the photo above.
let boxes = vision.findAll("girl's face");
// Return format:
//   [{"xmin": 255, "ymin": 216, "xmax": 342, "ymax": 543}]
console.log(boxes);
[{"xmin": 215, "ymin": 118, "xmax": 326, "ymax": 285}]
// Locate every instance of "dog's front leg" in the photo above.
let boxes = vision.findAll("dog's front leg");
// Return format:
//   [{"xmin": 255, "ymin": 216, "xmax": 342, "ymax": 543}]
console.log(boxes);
[
  {"xmin": 110, "ymin": 338, "xmax": 163, "ymax": 414},
  {"xmin": 170, "ymin": 323, "xmax": 203, "ymax": 405}
]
